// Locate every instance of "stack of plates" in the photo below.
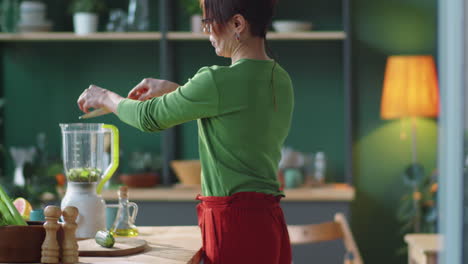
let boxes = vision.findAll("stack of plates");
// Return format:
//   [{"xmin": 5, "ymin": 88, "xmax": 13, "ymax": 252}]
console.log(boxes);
[
  {"xmin": 18, "ymin": 21, "xmax": 52, "ymax": 33},
  {"xmin": 18, "ymin": 1, "xmax": 53, "ymax": 33}
]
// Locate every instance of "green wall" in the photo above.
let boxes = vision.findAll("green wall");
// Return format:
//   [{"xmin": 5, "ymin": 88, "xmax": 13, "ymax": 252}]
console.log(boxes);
[
  {"xmin": 2, "ymin": 42, "xmax": 162, "ymax": 173},
  {"xmin": 351, "ymin": 0, "xmax": 437, "ymax": 263},
  {"xmin": 2, "ymin": 0, "xmax": 164, "ymax": 174}
]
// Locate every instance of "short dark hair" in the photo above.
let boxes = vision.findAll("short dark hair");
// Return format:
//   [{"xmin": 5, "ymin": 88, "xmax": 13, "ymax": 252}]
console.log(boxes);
[{"xmin": 202, "ymin": 0, "xmax": 278, "ymax": 38}]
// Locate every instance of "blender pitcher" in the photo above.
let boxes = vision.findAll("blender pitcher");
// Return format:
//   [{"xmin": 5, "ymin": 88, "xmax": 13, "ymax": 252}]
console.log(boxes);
[{"xmin": 60, "ymin": 123, "xmax": 119, "ymax": 239}]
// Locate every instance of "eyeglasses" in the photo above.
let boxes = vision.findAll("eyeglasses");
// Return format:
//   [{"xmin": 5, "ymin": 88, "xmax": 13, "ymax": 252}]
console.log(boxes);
[{"xmin": 202, "ymin": 18, "xmax": 213, "ymax": 34}]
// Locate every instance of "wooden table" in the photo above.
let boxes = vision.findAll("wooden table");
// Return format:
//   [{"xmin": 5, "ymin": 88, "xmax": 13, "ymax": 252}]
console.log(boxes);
[
  {"xmin": 99, "ymin": 184, "xmax": 355, "ymax": 263},
  {"xmin": 80, "ymin": 226, "xmax": 202, "ymax": 264},
  {"xmin": 404, "ymin": 234, "xmax": 440, "ymax": 264}
]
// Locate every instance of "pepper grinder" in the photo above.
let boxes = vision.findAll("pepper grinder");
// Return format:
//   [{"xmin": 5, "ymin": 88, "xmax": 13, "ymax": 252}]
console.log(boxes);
[
  {"xmin": 41, "ymin": 206, "xmax": 61, "ymax": 264},
  {"xmin": 62, "ymin": 206, "xmax": 79, "ymax": 264}
]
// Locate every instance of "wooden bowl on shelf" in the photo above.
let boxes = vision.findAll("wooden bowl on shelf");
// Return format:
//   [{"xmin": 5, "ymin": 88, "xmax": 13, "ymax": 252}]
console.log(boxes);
[
  {"xmin": 119, "ymin": 172, "xmax": 160, "ymax": 188},
  {"xmin": 0, "ymin": 221, "xmax": 64, "ymax": 263},
  {"xmin": 170, "ymin": 160, "xmax": 201, "ymax": 186}
]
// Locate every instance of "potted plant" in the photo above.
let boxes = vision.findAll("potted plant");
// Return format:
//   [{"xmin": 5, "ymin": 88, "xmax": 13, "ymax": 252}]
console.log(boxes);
[
  {"xmin": 181, "ymin": 0, "xmax": 202, "ymax": 33},
  {"xmin": 69, "ymin": 0, "xmax": 106, "ymax": 35},
  {"xmin": 119, "ymin": 151, "xmax": 162, "ymax": 188},
  {"xmin": 0, "ymin": 132, "xmax": 61, "ymax": 215},
  {"xmin": 396, "ymin": 163, "xmax": 438, "ymax": 255}
]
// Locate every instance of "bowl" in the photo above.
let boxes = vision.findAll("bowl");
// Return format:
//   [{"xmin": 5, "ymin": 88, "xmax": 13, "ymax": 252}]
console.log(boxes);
[
  {"xmin": 170, "ymin": 160, "xmax": 201, "ymax": 186},
  {"xmin": 0, "ymin": 221, "xmax": 64, "ymax": 263},
  {"xmin": 119, "ymin": 172, "xmax": 160, "ymax": 188},
  {"xmin": 272, "ymin": 20, "xmax": 313, "ymax": 32}
]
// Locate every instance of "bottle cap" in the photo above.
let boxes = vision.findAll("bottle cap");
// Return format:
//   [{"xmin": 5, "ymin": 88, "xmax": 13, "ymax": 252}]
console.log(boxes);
[{"xmin": 119, "ymin": 185, "xmax": 128, "ymax": 199}]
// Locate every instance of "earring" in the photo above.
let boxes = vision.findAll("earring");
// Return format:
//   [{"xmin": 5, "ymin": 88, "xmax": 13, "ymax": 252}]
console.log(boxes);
[{"xmin": 235, "ymin": 32, "xmax": 240, "ymax": 42}]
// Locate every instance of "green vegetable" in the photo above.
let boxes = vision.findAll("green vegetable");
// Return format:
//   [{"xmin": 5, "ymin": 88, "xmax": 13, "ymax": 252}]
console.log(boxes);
[
  {"xmin": 0, "ymin": 200, "xmax": 13, "ymax": 226},
  {"xmin": 95, "ymin": 230, "xmax": 115, "ymax": 248},
  {"xmin": 67, "ymin": 168, "xmax": 102, "ymax": 182},
  {"xmin": 0, "ymin": 185, "xmax": 27, "ymax": 226},
  {"xmin": 0, "ymin": 215, "xmax": 8, "ymax": 226}
]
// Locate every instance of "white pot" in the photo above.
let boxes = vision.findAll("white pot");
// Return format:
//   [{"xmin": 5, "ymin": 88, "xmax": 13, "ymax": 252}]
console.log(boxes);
[
  {"xmin": 73, "ymin": 12, "xmax": 98, "ymax": 35},
  {"xmin": 61, "ymin": 182, "xmax": 106, "ymax": 239},
  {"xmin": 191, "ymin": 14, "xmax": 202, "ymax": 33}
]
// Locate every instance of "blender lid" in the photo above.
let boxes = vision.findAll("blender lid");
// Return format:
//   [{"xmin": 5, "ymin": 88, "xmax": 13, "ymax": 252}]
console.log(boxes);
[{"xmin": 60, "ymin": 123, "xmax": 107, "ymax": 132}]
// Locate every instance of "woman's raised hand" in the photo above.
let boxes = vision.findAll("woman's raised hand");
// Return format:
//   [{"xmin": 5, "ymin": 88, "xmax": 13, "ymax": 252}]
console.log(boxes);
[
  {"xmin": 77, "ymin": 84, "xmax": 123, "ymax": 114},
  {"xmin": 128, "ymin": 78, "xmax": 180, "ymax": 101}
]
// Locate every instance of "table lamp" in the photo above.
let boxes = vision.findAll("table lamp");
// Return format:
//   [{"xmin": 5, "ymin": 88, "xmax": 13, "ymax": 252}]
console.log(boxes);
[{"xmin": 380, "ymin": 55, "xmax": 439, "ymax": 163}]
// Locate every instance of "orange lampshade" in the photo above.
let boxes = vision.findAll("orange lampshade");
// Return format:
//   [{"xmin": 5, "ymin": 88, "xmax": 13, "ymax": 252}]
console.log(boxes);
[{"xmin": 380, "ymin": 55, "xmax": 439, "ymax": 119}]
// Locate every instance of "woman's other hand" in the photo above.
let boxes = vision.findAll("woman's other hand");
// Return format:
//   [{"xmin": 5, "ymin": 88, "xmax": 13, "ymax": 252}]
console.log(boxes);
[
  {"xmin": 128, "ymin": 78, "xmax": 180, "ymax": 101},
  {"xmin": 77, "ymin": 84, "xmax": 124, "ymax": 113}
]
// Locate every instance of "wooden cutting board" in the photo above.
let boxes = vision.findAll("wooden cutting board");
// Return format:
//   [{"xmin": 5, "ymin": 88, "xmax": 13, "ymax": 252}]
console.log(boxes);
[{"xmin": 78, "ymin": 237, "xmax": 148, "ymax": 257}]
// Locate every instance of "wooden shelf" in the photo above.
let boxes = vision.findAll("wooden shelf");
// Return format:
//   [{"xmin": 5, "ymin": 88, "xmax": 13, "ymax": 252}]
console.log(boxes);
[
  {"xmin": 0, "ymin": 31, "xmax": 345, "ymax": 42},
  {"xmin": 168, "ymin": 31, "xmax": 346, "ymax": 41},
  {"xmin": 268, "ymin": 31, "xmax": 346, "ymax": 40},
  {"xmin": 101, "ymin": 184, "xmax": 355, "ymax": 202},
  {"xmin": 166, "ymin": 32, "xmax": 207, "ymax": 40},
  {"xmin": 0, "ymin": 32, "xmax": 162, "ymax": 41}
]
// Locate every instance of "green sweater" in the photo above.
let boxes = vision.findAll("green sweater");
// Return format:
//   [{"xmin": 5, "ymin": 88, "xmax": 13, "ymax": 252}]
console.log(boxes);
[{"xmin": 117, "ymin": 58, "xmax": 294, "ymax": 197}]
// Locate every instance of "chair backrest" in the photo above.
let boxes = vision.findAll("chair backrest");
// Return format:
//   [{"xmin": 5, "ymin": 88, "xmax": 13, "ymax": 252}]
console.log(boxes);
[{"xmin": 287, "ymin": 213, "xmax": 363, "ymax": 264}]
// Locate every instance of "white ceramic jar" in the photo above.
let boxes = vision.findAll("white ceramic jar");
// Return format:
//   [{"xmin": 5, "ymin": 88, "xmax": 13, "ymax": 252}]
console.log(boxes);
[{"xmin": 61, "ymin": 182, "xmax": 106, "ymax": 239}]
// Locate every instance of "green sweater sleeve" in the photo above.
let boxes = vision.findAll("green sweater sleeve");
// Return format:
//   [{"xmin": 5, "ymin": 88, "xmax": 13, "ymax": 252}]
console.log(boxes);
[{"xmin": 117, "ymin": 67, "xmax": 219, "ymax": 132}]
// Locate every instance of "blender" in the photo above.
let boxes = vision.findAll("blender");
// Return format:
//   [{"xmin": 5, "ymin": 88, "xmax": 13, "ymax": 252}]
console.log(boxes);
[{"xmin": 60, "ymin": 123, "xmax": 119, "ymax": 239}]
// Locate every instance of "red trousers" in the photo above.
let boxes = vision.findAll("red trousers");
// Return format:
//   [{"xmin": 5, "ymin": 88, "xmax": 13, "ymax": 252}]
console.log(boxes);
[{"xmin": 196, "ymin": 192, "xmax": 292, "ymax": 264}]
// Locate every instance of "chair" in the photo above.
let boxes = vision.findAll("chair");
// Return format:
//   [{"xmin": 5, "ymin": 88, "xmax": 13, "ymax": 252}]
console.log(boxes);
[{"xmin": 287, "ymin": 213, "xmax": 363, "ymax": 264}]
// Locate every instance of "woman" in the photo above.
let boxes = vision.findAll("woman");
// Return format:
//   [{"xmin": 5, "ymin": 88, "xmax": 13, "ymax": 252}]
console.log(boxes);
[{"xmin": 77, "ymin": 0, "xmax": 294, "ymax": 263}]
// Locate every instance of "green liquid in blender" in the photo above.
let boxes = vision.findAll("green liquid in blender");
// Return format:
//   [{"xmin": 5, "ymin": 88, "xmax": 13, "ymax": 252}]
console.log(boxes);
[{"xmin": 66, "ymin": 168, "xmax": 102, "ymax": 182}]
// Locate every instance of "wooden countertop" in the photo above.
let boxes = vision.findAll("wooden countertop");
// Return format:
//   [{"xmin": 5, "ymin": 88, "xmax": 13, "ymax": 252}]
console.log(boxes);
[
  {"xmin": 101, "ymin": 184, "xmax": 354, "ymax": 202},
  {"xmin": 80, "ymin": 226, "xmax": 202, "ymax": 264}
]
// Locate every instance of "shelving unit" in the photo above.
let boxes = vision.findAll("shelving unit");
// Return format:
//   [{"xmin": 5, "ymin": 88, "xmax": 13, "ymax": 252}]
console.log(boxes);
[
  {"xmin": 0, "ymin": 31, "xmax": 345, "ymax": 42},
  {"xmin": 0, "ymin": 0, "xmax": 352, "ymax": 186},
  {"xmin": 0, "ymin": 32, "xmax": 163, "ymax": 41},
  {"xmin": 167, "ymin": 31, "xmax": 346, "ymax": 41}
]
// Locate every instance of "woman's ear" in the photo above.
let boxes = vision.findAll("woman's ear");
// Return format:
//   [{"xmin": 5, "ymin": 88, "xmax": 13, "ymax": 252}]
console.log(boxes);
[{"xmin": 231, "ymin": 14, "xmax": 247, "ymax": 33}]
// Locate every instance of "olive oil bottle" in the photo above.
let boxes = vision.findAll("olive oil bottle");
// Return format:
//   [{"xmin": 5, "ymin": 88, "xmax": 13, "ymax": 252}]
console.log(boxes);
[{"xmin": 110, "ymin": 186, "xmax": 139, "ymax": 237}]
